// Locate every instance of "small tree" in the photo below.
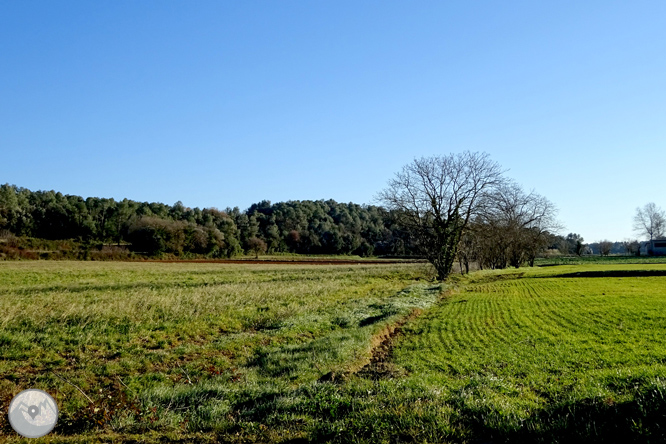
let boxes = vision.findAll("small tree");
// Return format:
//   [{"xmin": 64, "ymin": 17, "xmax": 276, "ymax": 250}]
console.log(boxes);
[
  {"xmin": 622, "ymin": 239, "xmax": 641, "ymax": 256},
  {"xmin": 598, "ymin": 240, "xmax": 613, "ymax": 257},
  {"xmin": 247, "ymin": 237, "xmax": 267, "ymax": 258}
]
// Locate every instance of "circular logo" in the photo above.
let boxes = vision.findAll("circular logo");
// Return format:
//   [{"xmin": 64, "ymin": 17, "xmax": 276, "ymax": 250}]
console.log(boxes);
[{"xmin": 8, "ymin": 389, "xmax": 58, "ymax": 438}]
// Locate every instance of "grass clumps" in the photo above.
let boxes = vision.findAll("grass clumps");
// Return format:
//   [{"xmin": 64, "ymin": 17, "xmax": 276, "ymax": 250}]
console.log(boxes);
[
  {"xmin": 2, "ymin": 261, "xmax": 666, "ymax": 442},
  {"xmin": 0, "ymin": 261, "xmax": 437, "ymax": 441}
]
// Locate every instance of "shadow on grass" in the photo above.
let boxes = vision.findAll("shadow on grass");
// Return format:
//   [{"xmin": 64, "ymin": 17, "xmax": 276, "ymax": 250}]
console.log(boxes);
[
  {"xmin": 302, "ymin": 382, "xmax": 666, "ymax": 444},
  {"xmin": 549, "ymin": 270, "xmax": 666, "ymax": 278},
  {"xmin": 358, "ymin": 313, "xmax": 390, "ymax": 327},
  {"xmin": 460, "ymin": 387, "xmax": 666, "ymax": 444}
]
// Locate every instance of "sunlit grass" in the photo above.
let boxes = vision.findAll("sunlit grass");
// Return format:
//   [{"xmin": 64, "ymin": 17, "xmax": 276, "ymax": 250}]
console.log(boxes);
[
  {"xmin": 2, "ymin": 261, "xmax": 666, "ymax": 443},
  {"xmin": 0, "ymin": 261, "xmax": 435, "ymax": 441},
  {"xmin": 309, "ymin": 264, "xmax": 666, "ymax": 443}
]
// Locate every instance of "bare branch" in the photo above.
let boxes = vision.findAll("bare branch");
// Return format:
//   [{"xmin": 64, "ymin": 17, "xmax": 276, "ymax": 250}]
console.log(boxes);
[{"xmin": 377, "ymin": 152, "xmax": 505, "ymax": 279}]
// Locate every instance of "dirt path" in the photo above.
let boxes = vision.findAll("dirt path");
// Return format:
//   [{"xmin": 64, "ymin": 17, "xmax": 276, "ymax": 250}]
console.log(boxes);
[
  {"xmin": 354, "ymin": 308, "xmax": 422, "ymax": 380},
  {"xmin": 317, "ymin": 308, "xmax": 425, "ymax": 383}
]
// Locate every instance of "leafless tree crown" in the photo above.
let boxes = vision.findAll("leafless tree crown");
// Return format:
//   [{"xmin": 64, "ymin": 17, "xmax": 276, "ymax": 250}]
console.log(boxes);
[
  {"xmin": 377, "ymin": 152, "xmax": 505, "ymax": 279},
  {"xmin": 481, "ymin": 181, "xmax": 559, "ymax": 232},
  {"xmin": 598, "ymin": 240, "xmax": 614, "ymax": 257},
  {"xmin": 378, "ymin": 152, "xmax": 504, "ymax": 227},
  {"xmin": 633, "ymin": 203, "xmax": 665, "ymax": 241}
]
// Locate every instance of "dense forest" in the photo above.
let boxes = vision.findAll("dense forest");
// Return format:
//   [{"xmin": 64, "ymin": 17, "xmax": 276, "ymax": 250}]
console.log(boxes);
[
  {"xmin": 0, "ymin": 184, "xmax": 415, "ymax": 258},
  {"xmin": 1, "ymin": 183, "xmax": 589, "ymax": 267}
]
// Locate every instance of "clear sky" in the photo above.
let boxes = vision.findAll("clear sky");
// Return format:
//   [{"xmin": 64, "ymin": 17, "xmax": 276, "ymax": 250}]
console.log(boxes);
[{"xmin": 1, "ymin": 1, "xmax": 665, "ymax": 242}]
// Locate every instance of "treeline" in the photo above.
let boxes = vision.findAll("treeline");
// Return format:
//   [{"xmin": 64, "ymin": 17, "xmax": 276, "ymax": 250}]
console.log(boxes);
[
  {"xmin": 0, "ymin": 184, "xmax": 414, "ymax": 257},
  {"xmin": 0, "ymin": 183, "xmax": 576, "ymax": 266}
]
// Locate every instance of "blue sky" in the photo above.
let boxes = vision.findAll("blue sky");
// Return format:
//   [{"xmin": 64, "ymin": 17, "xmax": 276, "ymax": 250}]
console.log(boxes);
[{"xmin": 1, "ymin": 1, "xmax": 665, "ymax": 242}]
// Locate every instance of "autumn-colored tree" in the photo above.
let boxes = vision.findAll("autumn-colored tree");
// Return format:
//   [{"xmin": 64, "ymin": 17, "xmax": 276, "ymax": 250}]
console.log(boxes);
[{"xmin": 247, "ymin": 237, "xmax": 267, "ymax": 258}]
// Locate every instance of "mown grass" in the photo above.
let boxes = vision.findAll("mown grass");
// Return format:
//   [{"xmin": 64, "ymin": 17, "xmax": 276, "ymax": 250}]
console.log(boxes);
[
  {"xmin": 299, "ymin": 263, "xmax": 666, "ymax": 443},
  {"xmin": 2, "ymin": 261, "xmax": 666, "ymax": 443}
]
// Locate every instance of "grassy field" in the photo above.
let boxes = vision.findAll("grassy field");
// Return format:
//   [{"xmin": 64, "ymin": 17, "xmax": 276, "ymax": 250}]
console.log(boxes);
[
  {"xmin": 2, "ymin": 260, "xmax": 666, "ymax": 443},
  {"xmin": 535, "ymin": 255, "xmax": 666, "ymax": 266},
  {"xmin": 0, "ymin": 261, "xmax": 436, "ymax": 442}
]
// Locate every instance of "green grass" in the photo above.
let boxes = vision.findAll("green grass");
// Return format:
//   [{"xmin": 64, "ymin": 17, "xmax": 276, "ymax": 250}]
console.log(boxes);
[
  {"xmin": 297, "ymin": 264, "xmax": 666, "ymax": 443},
  {"xmin": 535, "ymin": 255, "xmax": 666, "ymax": 266},
  {"xmin": 0, "ymin": 261, "xmax": 437, "ymax": 442},
  {"xmin": 2, "ymin": 261, "xmax": 666, "ymax": 443}
]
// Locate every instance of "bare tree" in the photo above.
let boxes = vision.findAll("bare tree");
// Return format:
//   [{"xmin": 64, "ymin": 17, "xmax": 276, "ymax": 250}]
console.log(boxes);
[
  {"xmin": 633, "ymin": 203, "xmax": 665, "ymax": 241},
  {"xmin": 377, "ymin": 152, "xmax": 504, "ymax": 280},
  {"xmin": 457, "ymin": 228, "xmax": 478, "ymax": 274},
  {"xmin": 472, "ymin": 219, "xmax": 510, "ymax": 269},
  {"xmin": 598, "ymin": 240, "xmax": 613, "ymax": 257},
  {"xmin": 621, "ymin": 239, "xmax": 640, "ymax": 256},
  {"xmin": 474, "ymin": 182, "xmax": 560, "ymax": 268}
]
